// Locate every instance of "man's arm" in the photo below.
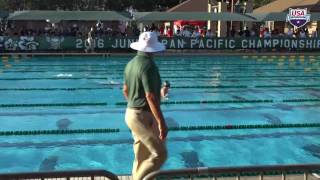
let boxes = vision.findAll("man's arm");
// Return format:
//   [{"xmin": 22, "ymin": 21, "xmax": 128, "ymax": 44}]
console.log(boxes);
[
  {"xmin": 146, "ymin": 92, "xmax": 168, "ymax": 140},
  {"xmin": 123, "ymin": 84, "xmax": 128, "ymax": 100}
]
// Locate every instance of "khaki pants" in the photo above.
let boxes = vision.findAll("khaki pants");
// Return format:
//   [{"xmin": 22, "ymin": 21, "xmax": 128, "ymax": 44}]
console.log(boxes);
[{"xmin": 125, "ymin": 108, "xmax": 167, "ymax": 180}]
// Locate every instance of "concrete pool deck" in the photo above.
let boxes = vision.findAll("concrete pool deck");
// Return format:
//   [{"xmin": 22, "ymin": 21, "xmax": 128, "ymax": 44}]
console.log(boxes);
[{"xmin": 117, "ymin": 174, "xmax": 320, "ymax": 180}]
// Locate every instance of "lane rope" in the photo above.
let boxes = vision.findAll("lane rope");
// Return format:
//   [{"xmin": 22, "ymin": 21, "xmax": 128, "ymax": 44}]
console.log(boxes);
[
  {"xmin": 2, "ymin": 99, "xmax": 319, "ymax": 108},
  {"xmin": 0, "ymin": 85, "xmax": 319, "ymax": 91},
  {"xmin": 116, "ymin": 99, "xmax": 320, "ymax": 106},
  {"xmin": 1, "ymin": 123, "xmax": 319, "ymax": 136},
  {"xmin": 1, "ymin": 76, "xmax": 320, "ymax": 81},
  {"xmin": 0, "ymin": 102, "xmax": 107, "ymax": 108}
]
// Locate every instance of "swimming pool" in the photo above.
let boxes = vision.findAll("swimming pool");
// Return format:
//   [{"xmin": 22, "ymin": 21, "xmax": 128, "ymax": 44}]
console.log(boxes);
[{"xmin": 0, "ymin": 55, "xmax": 319, "ymax": 175}]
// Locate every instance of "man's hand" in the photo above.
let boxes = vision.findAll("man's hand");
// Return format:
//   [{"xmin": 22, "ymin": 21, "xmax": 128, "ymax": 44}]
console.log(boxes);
[
  {"xmin": 159, "ymin": 122, "xmax": 168, "ymax": 140},
  {"xmin": 146, "ymin": 92, "xmax": 168, "ymax": 141},
  {"xmin": 123, "ymin": 84, "xmax": 128, "ymax": 100}
]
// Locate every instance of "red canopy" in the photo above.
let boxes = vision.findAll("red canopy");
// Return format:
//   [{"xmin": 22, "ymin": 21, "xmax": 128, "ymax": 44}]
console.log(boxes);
[{"xmin": 174, "ymin": 20, "xmax": 206, "ymax": 27}]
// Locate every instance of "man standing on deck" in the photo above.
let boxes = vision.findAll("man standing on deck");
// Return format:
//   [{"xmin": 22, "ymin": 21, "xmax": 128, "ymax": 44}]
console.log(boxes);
[
  {"xmin": 85, "ymin": 27, "xmax": 95, "ymax": 53},
  {"xmin": 123, "ymin": 31, "xmax": 168, "ymax": 180}
]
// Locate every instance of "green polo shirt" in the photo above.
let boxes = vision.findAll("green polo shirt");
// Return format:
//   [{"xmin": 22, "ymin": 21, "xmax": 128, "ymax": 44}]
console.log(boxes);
[{"xmin": 124, "ymin": 51, "xmax": 161, "ymax": 108}]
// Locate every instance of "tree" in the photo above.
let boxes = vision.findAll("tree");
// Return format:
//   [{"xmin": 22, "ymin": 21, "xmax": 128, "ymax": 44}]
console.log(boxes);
[
  {"xmin": 156, "ymin": 0, "xmax": 184, "ymax": 10},
  {"xmin": 0, "ymin": 0, "xmax": 275, "ymax": 11},
  {"xmin": 253, "ymin": 0, "xmax": 275, "ymax": 9}
]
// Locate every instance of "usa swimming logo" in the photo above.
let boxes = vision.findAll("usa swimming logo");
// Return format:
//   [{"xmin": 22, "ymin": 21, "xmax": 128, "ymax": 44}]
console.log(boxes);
[{"xmin": 286, "ymin": 8, "xmax": 310, "ymax": 28}]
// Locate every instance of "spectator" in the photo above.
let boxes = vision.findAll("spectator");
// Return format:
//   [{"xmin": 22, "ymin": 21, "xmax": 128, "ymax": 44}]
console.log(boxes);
[
  {"xmin": 299, "ymin": 29, "xmax": 306, "ymax": 38},
  {"xmin": 200, "ymin": 28, "xmax": 205, "ymax": 37},
  {"xmin": 175, "ymin": 29, "xmax": 182, "ymax": 37},
  {"xmin": 168, "ymin": 28, "xmax": 173, "ymax": 37},
  {"xmin": 238, "ymin": 29, "xmax": 244, "ymax": 37},
  {"xmin": 85, "ymin": 27, "xmax": 95, "ymax": 53},
  {"xmin": 272, "ymin": 29, "xmax": 279, "ymax": 37},
  {"xmin": 263, "ymin": 28, "xmax": 271, "ymax": 38},
  {"xmin": 144, "ymin": 25, "xmax": 150, "ymax": 32},
  {"xmin": 250, "ymin": 28, "xmax": 257, "ymax": 37},
  {"xmin": 150, "ymin": 23, "xmax": 156, "ymax": 31},
  {"xmin": 159, "ymin": 25, "xmax": 165, "ymax": 36},
  {"xmin": 259, "ymin": 26, "xmax": 265, "ymax": 38},
  {"xmin": 312, "ymin": 28, "xmax": 318, "ymax": 38},
  {"xmin": 287, "ymin": 28, "xmax": 294, "ymax": 38},
  {"xmin": 244, "ymin": 27, "xmax": 250, "ymax": 37},
  {"xmin": 305, "ymin": 28, "xmax": 309, "ymax": 37},
  {"xmin": 154, "ymin": 28, "xmax": 161, "ymax": 36},
  {"xmin": 192, "ymin": 28, "xmax": 201, "ymax": 38},
  {"xmin": 182, "ymin": 27, "xmax": 192, "ymax": 38},
  {"xmin": 206, "ymin": 29, "xmax": 214, "ymax": 38}
]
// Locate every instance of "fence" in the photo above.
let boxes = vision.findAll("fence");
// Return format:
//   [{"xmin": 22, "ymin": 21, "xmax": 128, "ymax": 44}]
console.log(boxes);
[
  {"xmin": 1, "ymin": 36, "xmax": 320, "ymax": 51},
  {"xmin": 0, "ymin": 169, "xmax": 119, "ymax": 180},
  {"xmin": 144, "ymin": 164, "xmax": 320, "ymax": 180}
]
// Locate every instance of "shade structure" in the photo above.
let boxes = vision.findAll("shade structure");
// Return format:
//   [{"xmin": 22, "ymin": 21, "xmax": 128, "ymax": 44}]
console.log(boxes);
[
  {"xmin": 247, "ymin": 13, "xmax": 287, "ymax": 21},
  {"xmin": 309, "ymin": 13, "xmax": 320, "ymax": 21},
  {"xmin": 248, "ymin": 12, "xmax": 320, "ymax": 22},
  {"xmin": 133, "ymin": 12, "xmax": 257, "ymax": 22},
  {"xmin": 8, "ymin": 11, "xmax": 131, "ymax": 21}
]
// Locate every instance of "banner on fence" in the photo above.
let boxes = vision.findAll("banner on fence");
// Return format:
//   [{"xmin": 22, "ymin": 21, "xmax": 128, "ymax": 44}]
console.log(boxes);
[{"xmin": 1, "ymin": 36, "xmax": 320, "ymax": 51}]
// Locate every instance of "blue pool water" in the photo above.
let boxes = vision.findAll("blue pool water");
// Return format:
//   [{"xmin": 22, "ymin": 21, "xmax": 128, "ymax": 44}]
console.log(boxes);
[{"xmin": 0, "ymin": 55, "xmax": 320, "ymax": 174}]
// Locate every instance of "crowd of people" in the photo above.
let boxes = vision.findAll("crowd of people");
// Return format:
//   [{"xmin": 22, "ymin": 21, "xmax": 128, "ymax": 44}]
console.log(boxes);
[
  {"xmin": 153, "ymin": 25, "xmax": 319, "ymax": 39},
  {"xmin": 0, "ymin": 21, "xmax": 141, "ymax": 38},
  {"xmin": 258, "ymin": 27, "xmax": 319, "ymax": 38},
  {"xmin": 140, "ymin": 23, "xmax": 319, "ymax": 39},
  {"xmin": 0, "ymin": 21, "xmax": 318, "ymax": 39}
]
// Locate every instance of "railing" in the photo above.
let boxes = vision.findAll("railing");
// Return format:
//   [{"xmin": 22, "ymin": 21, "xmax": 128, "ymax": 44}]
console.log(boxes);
[
  {"xmin": 144, "ymin": 164, "xmax": 320, "ymax": 180},
  {"xmin": 0, "ymin": 169, "xmax": 119, "ymax": 180}
]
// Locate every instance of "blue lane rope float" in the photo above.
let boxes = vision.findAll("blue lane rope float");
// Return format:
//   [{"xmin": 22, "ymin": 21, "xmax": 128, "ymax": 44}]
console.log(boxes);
[
  {"xmin": 172, "ymin": 85, "xmax": 320, "ymax": 89},
  {"xmin": 171, "ymin": 85, "xmax": 248, "ymax": 89},
  {"xmin": 2, "ymin": 70, "xmax": 112, "ymax": 73},
  {"xmin": 168, "ymin": 123, "xmax": 320, "ymax": 131},
  {"xmin": 1, "ymin": 75, "xmax": 320, "ymax": 81},
  {"xmin": 3, "ymin": 68, "xmax": 319, "ymax": 73},
  {"xmin": 255, "ymin": 85, "xmax": 320, "ymax": 88},
  {"xmin": 116, "ymin": 100, "xmax": 274, "ymax": 106},
  {"xmin": 12, "ymin": 63, "xmax": 284, "ymax": 67},
  {"xmin": 3, "ymin": 99, "xmax": 318, "ymax": 108},
  {"xmin": 1, "ymin": 123, "xmax": 320, "ymax": 136},
  {"xmin": 116, "ymin": 99, "xmax": 320, "ymax": 106},
  {"xmin": 0, "ymin": 128, "xmax": 120, "ymax": 136},
  {"xmin": 0, "ymin": 87, "xmax": 113, "ymax": 91},
  {"xmin": 0, "ymin": 102, "xmax": 107, "ymax": 108},
  {"xmin": 0, "ymin": 77, "xmax": 111, "ymax": 80},
  {"xmin": 0, "ymin": 85, "xmax": 319, "ymax": 91},
  {"xmin": 226, "ymin": 75, "xmax": 320, "ymax": 78},
  {"xmin": 0, "ymin": 77, "xmax": 283, "ymax": 81},
  {"xmin": 283, "ymin": 99, "xmax": 320, "ymax": 102},
  {"xmin": 12, "ymin": 64, "xmax": 112, "ymax": 67}
]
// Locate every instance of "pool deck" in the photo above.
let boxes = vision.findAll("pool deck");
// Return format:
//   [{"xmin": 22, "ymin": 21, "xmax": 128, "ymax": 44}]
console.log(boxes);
[{"xmin": 116, "ymin": 174, "xmax": 320, "ymax": 180}]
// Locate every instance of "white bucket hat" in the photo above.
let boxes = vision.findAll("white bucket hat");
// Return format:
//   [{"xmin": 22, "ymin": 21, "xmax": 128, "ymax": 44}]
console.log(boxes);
[{"xmin": 130, "ymin": 31, "xmax": 165, "ymax": 53}]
